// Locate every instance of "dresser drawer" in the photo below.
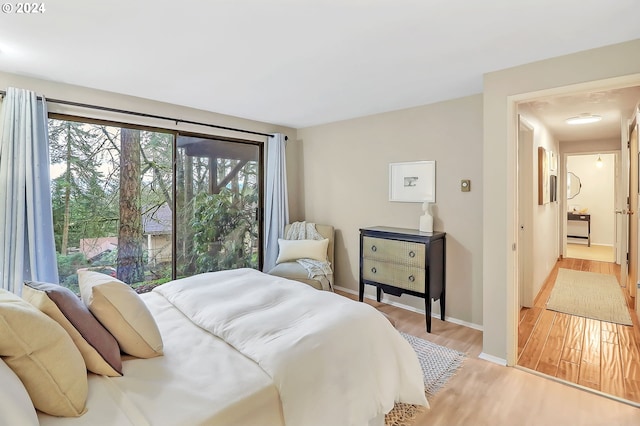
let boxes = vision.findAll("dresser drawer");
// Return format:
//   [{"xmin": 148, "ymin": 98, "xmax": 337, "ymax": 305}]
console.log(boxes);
[
  {"xmin": 362, "ymin": 236, "xmax": 425, "ymax": 267},
  {"xmin": 362, "ymin": 259, "xmax": 426, "ymax": 293}
]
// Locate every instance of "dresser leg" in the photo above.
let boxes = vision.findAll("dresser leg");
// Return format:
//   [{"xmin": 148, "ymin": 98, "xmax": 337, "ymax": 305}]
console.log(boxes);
[
  {"xmin": 425, "ymin": 298, "xmax": 432, "ymax": 333},
  {"xmin": 376, "ymin": 287, "xmax": 382, "ymax": 302},
  {"xmin": 440, "ymin": 292, "xmax": 446, "ymax": 321},
  {"xmin": 358, "ymin": 281, "xmax": 364, "ymax": 302}
]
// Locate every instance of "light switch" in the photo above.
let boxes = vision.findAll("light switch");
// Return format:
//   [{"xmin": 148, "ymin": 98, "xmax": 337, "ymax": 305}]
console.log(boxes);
[{"xmin": 461, "ymin": 179, "xmax": 471, "ymax": 192}]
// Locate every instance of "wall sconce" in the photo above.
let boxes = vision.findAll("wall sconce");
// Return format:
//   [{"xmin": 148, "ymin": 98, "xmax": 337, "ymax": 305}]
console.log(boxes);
[{"xmin": 596, "ymin": 155, "xmax": 603, "ymax": 168}]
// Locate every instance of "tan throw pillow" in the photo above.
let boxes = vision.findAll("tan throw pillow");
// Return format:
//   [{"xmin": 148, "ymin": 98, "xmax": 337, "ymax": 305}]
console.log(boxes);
[
  {"xmin": 78, "ymin": 270, "xmax": 163, "ymax": 359},
  {"xmin": 276, "ymin": 238, "xmax": 329, "ymax": 264},
  {"xmin": 23, "ymin": 281, "xmax": 123, "ymax": 377},
  {"xmin": 0, "ymin": 289, "xmax": 88, "ymax": 417}
]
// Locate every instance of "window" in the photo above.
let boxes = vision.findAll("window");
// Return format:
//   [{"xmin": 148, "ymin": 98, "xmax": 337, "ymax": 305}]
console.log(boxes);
[{"xmin": 48, "ymin": 117, "xmax": 262, "ymax": 294}]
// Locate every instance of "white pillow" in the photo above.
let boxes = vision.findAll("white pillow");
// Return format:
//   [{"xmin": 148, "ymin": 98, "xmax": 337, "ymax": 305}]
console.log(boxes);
[
  {"xmin": 78, "ymin": 270, "xmax": 163, "ymax": 359},
  {"xmin": 276, "ymin": 238, "xmax": 329, "ymax": 264},
  {"xmin": 0, "ymin": 357, "xmax": 39, "ymax": 426}
]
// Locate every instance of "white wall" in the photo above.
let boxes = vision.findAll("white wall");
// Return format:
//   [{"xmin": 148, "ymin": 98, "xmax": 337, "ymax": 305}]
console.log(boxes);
[
  {"xmin": 297, "ymin": 95, "xmax": 484, "ymax": 328},
  {"xmin": 518, "ymin": 107, "xmax": 559, "ymax": 307},
  {"xmin": 566, "ymin": 153, "xmax": 616, "ymax": 246}
]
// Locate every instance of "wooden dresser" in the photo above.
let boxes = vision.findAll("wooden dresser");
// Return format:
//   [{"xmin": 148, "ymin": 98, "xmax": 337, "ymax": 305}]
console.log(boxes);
[{"xmin": 359, "ymin": 226, "xmax": 446, "ymax": 333}]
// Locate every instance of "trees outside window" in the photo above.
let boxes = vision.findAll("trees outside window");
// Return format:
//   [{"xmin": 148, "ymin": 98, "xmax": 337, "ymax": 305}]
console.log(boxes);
[{"xmin": 49, "ymin": 118, "xmax": 261, "ymax": 293}]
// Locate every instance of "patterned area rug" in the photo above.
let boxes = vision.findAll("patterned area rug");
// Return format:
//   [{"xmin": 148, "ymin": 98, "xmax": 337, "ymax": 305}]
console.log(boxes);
[
  {"xmin": 546, "ymin": 268, "xmax": 632, "ymax": 325},
  {"xmin": 385, "ymin": 332, "xmax": 466, "ymax": 426}
]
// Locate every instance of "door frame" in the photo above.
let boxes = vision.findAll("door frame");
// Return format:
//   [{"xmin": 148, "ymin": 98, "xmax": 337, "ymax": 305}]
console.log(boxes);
[
  {"xmin": 508, "ymin": 74, "xmax": 640, "ymax": 366},
  {"xmin": 630, "ymin": 113, "xmax": 640, "ymax": 305},
  {"xmin": 560, "ymin": 151, "xmax": 621, "ymax": 262}
]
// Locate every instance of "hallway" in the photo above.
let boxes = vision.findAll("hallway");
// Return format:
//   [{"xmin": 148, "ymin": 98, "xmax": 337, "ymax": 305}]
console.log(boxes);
[{"xmin": 518, "ymin": 257, "xmax": 640, "ymax": 404}]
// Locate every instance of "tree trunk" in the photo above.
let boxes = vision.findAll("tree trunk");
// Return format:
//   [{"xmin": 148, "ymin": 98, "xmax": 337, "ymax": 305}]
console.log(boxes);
[
  {"xmin": 61, "ymin": 122, "xmax": 72, "ymax": 255},
  {"xmin": 117, "ymin": 128, "xmax": 144, "ymax": 284}
]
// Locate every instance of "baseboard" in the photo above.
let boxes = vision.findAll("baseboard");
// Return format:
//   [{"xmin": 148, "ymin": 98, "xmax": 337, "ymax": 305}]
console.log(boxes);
[
  {"xmin": 478, "ymin": 352, "xmax": 507, "ymax": 366},
  {"xmin": 334, "ymin": 285, "xmax": 483, "ymax": 331}
]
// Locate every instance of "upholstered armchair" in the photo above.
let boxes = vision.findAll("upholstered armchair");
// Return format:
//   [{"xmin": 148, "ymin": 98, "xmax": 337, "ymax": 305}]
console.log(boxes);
[{"xmin": 267, "ymin": 224, "xmax": 334, "ymax": 290}]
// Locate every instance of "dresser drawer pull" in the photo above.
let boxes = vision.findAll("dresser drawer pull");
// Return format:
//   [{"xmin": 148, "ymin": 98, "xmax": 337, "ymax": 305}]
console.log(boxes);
[
  {"xmin": 371, "ymin": 267, "xmax": 377, "ymax": 274},
  {"xmin": 409, "ymin": 250, "xmax": 415, "ymax": 258},
  {"xmin": 371, "ymin": 245, "xmax": 377, "ymax": 252},
  {"xmin": 408, "ymin": 275, "xmax": 415, "ymax": 282}
]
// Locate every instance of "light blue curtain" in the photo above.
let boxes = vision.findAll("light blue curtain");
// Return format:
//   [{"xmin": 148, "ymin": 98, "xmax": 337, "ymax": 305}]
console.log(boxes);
[
  {"xmin": 263, "ymin": 133, "xmax": 289, "ymax": 272},
  {"xmin": 0, "ymin": 87, "xmax": 59, "ymax": 295}
]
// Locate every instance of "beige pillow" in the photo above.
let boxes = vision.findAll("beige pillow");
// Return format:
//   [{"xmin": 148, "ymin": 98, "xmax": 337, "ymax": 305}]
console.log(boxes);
[
  {"xmin": 276, "ymin": 238, "xmax": 329, "ymax": 264},
  {"xmin": 23, "ymin": 281, "xmax": 122, "ymax": 376},
  {"xmin": 78, "ymin": 270, "xmax": 163, "ymax": 358},
  {"xmin": 0, "ymin": 289, "xmax": 87, "ymax": 417}
]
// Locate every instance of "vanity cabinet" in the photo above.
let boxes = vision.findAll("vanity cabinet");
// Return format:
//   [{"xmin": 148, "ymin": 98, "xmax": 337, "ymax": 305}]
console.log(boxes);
[
  {"xmin": 358, "ymin": 226, "xmax": 446, "ymax": 333},
  {"xmin": 567, "ymin": 212, "xmax": 591, "ymax": 247}
]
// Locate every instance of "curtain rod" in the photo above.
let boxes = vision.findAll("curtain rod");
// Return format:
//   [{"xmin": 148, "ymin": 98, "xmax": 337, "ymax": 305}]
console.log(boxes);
[{"xmin": 0, "ymin": 90, "xmax": 277, "ymax": 139}]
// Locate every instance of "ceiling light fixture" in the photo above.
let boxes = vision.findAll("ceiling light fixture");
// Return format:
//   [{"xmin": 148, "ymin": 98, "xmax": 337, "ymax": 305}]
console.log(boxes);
[
  {"xmin": 565, "ymin": 113, "xmax": 602, "ymax": 125},
  {"xmin": 596, "ymin": 155, "xmax": 603, "ymax": 168}
]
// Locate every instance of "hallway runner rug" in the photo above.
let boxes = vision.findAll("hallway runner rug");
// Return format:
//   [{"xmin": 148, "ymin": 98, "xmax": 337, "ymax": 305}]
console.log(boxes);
[
  {"xmin": 385, "ymin": 332, "xmax": 466, "ymax": 426},
  {"xmin": 546, "ymin": 268, "xmax": 632, "ymax": 325}
]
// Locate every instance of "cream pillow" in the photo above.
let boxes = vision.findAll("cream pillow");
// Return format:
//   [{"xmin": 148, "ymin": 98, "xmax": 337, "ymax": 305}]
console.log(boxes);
[
  {"xmin": 0, "ymin": 289, "xmax": 88, "ymax": 417},
  {"xmin": 78, "ymin": 270, "xmax": 163, "ymax": 359},
  {"xmin": 23, "ymin": 281, "xmax": 122, "ymax": 376},
  {"xmin": 0, "ymin": 357, "xmax": 39, "ymax": 425},
  {"xmin": 276, "ymin": 238, "xmax": 329, "ymax": 264}
]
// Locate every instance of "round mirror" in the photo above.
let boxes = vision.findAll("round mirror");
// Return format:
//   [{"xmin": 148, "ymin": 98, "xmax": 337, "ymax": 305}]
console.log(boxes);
[{"xmin": 567, "ymin": 171, "xmax": 581, "ymax": 199}]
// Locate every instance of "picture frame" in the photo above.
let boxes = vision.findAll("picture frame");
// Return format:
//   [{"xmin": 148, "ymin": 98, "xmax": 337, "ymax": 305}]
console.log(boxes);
[
  {"xmin": 538, "ymin": 147, "xmax": 550, "ymax": 205},
  {"xmin": 548, "ymin": 150, "xmax": 557, "ymax": 173},
  {"xmin": 389, "ymin": 160, "xmax": 436, "ymax": 202}
]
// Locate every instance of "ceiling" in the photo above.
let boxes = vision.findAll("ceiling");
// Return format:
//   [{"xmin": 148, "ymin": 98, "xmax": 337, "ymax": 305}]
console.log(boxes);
[
  {"xmin": 521, "ymin": 86, "xmax": 640, "ymax": 142},
  {"xmin": 0, "ymin": 1, "xmax": 639, "ymax": 129}
]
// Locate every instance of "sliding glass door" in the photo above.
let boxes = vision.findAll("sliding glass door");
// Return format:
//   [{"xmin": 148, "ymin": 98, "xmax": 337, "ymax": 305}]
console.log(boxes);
[
  {"xmin": 175, "ymin": 135, "xmax": 262, "ymax": 277},
  {"xmin": 48, "ymin": 116, "xmax": 263, "ymax": 293}
]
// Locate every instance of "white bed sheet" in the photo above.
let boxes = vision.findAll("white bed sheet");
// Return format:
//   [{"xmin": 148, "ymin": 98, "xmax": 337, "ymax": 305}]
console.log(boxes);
[
  {"xmin": 38, "ymin": 292, "xmax": 284, "ymax": 426},
  {"xmin": 155, "ymin": 268, "xmax": 428, "ymax": 426}
]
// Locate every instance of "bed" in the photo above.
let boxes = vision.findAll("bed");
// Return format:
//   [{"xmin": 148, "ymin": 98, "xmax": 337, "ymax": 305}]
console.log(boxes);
[{"xmin": 1, "ymin": 268, "xmax": 428, "ymax": 426}]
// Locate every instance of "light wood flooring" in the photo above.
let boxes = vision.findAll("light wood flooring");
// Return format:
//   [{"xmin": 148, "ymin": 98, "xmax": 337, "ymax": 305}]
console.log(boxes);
[
  {"xmin": 337, "ymin": 290, "xmax": 640, "ymax": 425},
  {"xmin": 567, "ymin": 242, "xmax": 616, "ymax": 262},
  {"xmin": 517, "ymin": 257, "xmax": 640, "ymax": 406}
]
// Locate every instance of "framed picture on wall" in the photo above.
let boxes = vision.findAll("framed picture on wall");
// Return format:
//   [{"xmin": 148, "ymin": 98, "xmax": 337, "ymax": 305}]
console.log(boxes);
[
  {"xmin": 550, "ymin": 174, "xmax": 557, "ymax": 202},
  {"xmin": 538, "ymin": 147, "xmax": 550, "ymax": 205},
  {"xmin": 548, "ymin": 150, "xmax": 557, "ymax": 172},
  {"xmin": 389, "ymin": 161, "xmax": 436, "ymax": 202}
]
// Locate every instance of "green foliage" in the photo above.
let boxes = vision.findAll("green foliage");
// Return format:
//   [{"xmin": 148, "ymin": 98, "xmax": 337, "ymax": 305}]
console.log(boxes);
[
  {"xmin": 56, "ymin": 252, "xmax": 89, "ymax": 294},
  {"xmin": 191, "ymin": 186, "xmax": 258, "ymax": 273}
]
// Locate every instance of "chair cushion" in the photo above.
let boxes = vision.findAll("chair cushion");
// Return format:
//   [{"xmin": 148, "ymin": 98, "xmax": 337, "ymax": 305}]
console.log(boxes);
[{"xmin": 268, "ymin": 262, "xmax": 324, "ymax": 290}]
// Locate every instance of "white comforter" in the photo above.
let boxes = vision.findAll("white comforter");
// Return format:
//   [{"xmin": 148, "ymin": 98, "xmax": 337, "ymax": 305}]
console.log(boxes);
[{"xmin": 154, "ymin": 268, "xmax": 428, "ymax": 426}]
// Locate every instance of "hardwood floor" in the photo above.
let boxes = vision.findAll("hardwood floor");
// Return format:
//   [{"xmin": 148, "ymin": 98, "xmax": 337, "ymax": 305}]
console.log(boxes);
[
  {"xmin": 337, "ymin": 290, "xmax": 640, "ymax": 425},
  {"xmin": 517, "ymin": 257, "xmax": 640, "ymax": 405}
]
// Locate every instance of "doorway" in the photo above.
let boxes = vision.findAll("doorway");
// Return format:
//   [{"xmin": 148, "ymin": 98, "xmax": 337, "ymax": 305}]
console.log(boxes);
[
  {"xmin": 515, "ymin": 87, "xmax": 640, "ymax": 405},
  {"xmin": 565, "ymin": 153, "xmax": 617, "ymax": 263}
]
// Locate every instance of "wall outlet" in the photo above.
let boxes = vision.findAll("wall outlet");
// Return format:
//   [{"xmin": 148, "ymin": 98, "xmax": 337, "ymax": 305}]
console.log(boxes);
[{"xmin": 461, "ymin": 179, "xmax": 471, "ymax": 192}]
